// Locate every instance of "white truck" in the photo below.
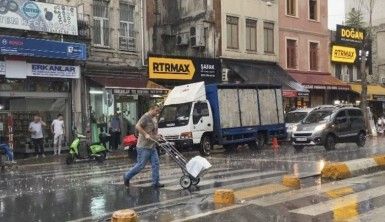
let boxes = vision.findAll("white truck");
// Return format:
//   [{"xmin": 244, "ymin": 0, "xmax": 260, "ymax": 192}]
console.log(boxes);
[{"xmin": 158, "ymin": 82, "xmax": 286, "ymax": 156}]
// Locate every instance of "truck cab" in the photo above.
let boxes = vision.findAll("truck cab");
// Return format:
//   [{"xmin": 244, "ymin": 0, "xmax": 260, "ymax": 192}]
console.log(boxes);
[{"xmin": 158, "ymin": 83, "xmax": 214, "ymax": 155}]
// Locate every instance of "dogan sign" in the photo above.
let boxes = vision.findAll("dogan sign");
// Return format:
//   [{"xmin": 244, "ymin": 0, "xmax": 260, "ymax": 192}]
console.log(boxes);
[
  {"xmin": 336, "ymin": 25, "xmax": 365, "ymax": 45},
  {"xmin": 331, "ymin": 45, "xmax": 357, "ymax": 63}
]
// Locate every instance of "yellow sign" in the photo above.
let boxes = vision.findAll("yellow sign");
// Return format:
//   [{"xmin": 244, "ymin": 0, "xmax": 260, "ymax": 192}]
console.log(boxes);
[
  {"xmin": 331, "ymin": 45, "xmax": 357, "ymax": 63},
  {"xmin": 341, "ymin": 27, "xmax": 364, "ymax": 42},
  {"xmin": 149, "ymin": 57, "xmax": 196, "ymax": 80}
]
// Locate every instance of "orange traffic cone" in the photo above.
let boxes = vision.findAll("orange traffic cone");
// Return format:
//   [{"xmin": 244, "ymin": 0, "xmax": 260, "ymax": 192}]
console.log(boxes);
[{"xmin": 272, "ymin": 137, "xmax": 280, "ymax": 151}]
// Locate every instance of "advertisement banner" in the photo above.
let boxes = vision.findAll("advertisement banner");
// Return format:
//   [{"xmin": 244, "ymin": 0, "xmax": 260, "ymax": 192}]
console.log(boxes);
[
  {"xmin": 336, "ymin": 25, "xmax": 365, "ymax": 45},
  {"xmin": 331, "ymin": 45, "xmax": 357, "ymax": 63},
  {"xmin": 0, "ymin": 35, "xmax": 87, "ymax": 60},
  {"xmin": 28, "ymin": 63, "xmax": 80, "ymax": 79},
  {"xmin": 148, "ymin": 56, "xmax": 221, "ymax": 83},
  {"xmin": 0, "ymin": 0, "xmax": 78, "ymax": 35},
  {"xmin": 0, "ymin": 61, "xmax": 5, "ymax": 75}
]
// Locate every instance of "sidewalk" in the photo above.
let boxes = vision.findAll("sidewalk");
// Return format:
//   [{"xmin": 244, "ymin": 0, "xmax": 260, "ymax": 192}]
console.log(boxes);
[{"xmin": 13, "ymin": 149, "xmax": 129, "ymax": 167}]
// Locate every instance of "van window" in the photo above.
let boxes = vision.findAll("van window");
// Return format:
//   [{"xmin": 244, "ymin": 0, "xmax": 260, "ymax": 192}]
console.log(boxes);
[
  {"xmin": 335, "ymin": 111, "xmax": 347, "ymax": 124},
  {"xmin": 348, "ymin": 109, "xmax": 364, "ymax": 127},
  {"xmin": 193, "ymin": 102, "xmax": 209, "ymax": 124}
]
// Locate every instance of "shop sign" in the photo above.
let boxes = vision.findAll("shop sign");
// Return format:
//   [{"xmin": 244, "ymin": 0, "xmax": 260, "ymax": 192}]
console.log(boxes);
[
  {"xmin": 283, "ymin": 90, "xmax": 297, "ymax": 98},
  {"xmin": 303, "ymin": 84, "xmax": 350, "ymax": 91},
  {"xmin": 0, "ymin": 35, "xmax": 86, "ymax": 60},
  {"xmin": 112, "ymin": 88, "xmax": 169, "ymax": 95},
  {"xmin": 0, "ymin": 61, "xmax": 5, "ymax": 75},
  {"xmin": 336, "ymin": 25, "xmax": 365, "ymax": 45},
  {"xmin": 331, "ymin": 45, "xmax": 357, "ymax": 64},
  {"xmin": 373, "ymin": 95, "xmax": 385, "ymax": 101},
  {"xmin": 0, "ymin": 0, "xmax": 78, "ymax": 35},
  {"xmin": 149, "ymin": 56, "xmax": 221, "ymax": 83},
  {"xmin": 28, "ymin": 63, "xmax": 80, "ymax": 79}
]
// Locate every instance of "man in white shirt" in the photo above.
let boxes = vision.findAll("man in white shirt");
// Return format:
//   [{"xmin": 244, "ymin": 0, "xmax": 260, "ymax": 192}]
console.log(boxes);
[
  {"xmin": 51, "ymin": 114, "xmax": 65, "ymax": 155},
  {"xmin": 29, "ymin": 115, "xmax": 47, "ymax": 158}
]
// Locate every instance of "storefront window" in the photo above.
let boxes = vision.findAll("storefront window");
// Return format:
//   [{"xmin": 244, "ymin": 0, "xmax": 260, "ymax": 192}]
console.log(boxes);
[{"xmin": 0, "ymin": 78, "xmax": 70, "ymax": 92}]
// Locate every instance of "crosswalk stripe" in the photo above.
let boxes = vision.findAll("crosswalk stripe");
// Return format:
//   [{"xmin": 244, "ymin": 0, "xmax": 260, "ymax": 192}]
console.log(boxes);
[
  {"xmin": 234, "ymin": 183, "xmax": 290, "ymax": 200},
  {"xmin": 347, "ymin": 205, "xmax": 385, "ymax": 222},
  {"xmin": 133, "ymin": 168, "xmax": 257, "ymax": 187},
  {"xmin": 289, "ymin": 185, "xmax": 385, "ymax": 217},
  {"xmin": 165, "ymin": 170, "xmax": 286, "ymax": 191},
  {"xmin": 250, "ymin": 171, "xmax": 385, "ymax": 207}
]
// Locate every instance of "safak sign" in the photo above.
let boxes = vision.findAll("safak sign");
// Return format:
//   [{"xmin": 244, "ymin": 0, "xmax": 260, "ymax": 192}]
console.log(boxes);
[
  {"xmin": 331, "ymin": 45, "xmax": 357, "ymax": 63},
  {"xmin": 149, "ymin": 56, "xmax": 221, "ymax": 83},
  {"xmin": 336, "ymin": 25, "xmax": 365, "ymax": 45}
]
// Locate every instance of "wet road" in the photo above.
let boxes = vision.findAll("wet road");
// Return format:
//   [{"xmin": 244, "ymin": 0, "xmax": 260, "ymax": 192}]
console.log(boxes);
[{"xmin": 2, "ymin": 137, "xmax": 385, "ymax": 222}]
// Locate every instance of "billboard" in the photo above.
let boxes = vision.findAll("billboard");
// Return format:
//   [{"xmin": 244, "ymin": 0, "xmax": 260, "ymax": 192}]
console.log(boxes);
[
  {"xmin": 0, "ymin": 0, "xmax": 78, "ymax": 35},
  {"xmin": 336, "ymin": 25, "xmax": 365, "ymax": 45},
  {"xmin": 0, "ymin": 35, "xmax": 86, "ymax": 60},
  {"xmin": 149, "ymin": 56, "xmax": 221, "ymax": 83},
  {"xmin": 331, "ymin": 45, "xmax": 357, "ymax": 63}
]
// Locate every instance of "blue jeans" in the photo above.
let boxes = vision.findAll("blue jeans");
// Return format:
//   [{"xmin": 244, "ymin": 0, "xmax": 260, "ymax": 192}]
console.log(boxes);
[
  {"xmin": 0, "ymin": 144, "xmax": 14, "ymax": 161},
  {"xmin": 123, "ymin": 147, "xmax": 160, "ymax": 186}
]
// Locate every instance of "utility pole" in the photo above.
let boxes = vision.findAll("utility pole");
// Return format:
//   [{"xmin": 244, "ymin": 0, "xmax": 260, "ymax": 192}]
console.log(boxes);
[{"xmin": 360, "ymin": 0, "xmax": 373, "ymax": 130}]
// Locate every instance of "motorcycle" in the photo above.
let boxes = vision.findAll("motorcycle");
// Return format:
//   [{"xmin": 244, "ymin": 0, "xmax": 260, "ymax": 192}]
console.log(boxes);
[
  {"xmin": 122, "ymin": 134, "xmax": 165, "ymax": 159},
  {"xmin": 66, "ymin": 131, "xmax": 110, "ymax": 164}
]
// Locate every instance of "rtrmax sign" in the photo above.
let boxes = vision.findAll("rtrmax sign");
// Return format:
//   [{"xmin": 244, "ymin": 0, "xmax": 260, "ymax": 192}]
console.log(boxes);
[
  {"xmin": 148, "ymin": 56, "xmax": 221, "ymax": 83},
  {"xmin": 336, "ymin": 25, "xmax": 365, "ymax": 45}
]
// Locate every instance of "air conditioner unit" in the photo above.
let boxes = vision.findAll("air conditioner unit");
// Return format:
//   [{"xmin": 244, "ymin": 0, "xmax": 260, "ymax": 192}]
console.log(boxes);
[
  {"xmin": 176, "ymin": 33, "xmax": 189, "ymax": 46},
  {"xmin": 190, "ymin": 24, "xmax": 205, "ymax": 48},
  {"xmin": 222, "ymin": 68, "xmax": 230, "ymax": 82}
]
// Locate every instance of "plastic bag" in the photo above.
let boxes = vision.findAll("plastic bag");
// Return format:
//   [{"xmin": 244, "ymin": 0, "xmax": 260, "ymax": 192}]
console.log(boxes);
[{"xmin": 186, "ymin": 156, "xmax": 212, "ymax": 178}]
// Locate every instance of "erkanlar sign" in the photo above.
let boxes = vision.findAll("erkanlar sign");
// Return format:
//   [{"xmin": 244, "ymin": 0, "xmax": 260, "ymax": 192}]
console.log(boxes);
[{"xmin": 0, "ymin": 0, "xmax": 78, "ymax": 35}]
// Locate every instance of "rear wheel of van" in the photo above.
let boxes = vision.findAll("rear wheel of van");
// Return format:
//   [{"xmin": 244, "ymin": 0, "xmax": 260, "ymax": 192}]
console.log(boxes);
[
  {"xmin": 293, "ymin": 145, "xmax": 304, "ymax": 152},
  {"xmin": 199, "ymin": 135, "xmax": 212, "ymax": 156},
  {"xmin": 324, "ymin": 135, "xmax": 336, "ymax": 151},
  {"xmin": 356, "ymin": 132, "xmax": 366, "ymax": 147}
]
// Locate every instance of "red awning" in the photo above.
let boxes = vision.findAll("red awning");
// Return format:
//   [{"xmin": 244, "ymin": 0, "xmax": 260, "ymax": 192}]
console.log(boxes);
[{"xmin": 288, "ymin": 71, "xmax": 350, "ymax": 91}]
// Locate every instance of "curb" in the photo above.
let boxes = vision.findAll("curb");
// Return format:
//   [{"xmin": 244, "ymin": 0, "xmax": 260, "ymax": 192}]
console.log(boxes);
[{"xmin": 321, "ymin": 155, "xmax": 385, "ymax": 180}]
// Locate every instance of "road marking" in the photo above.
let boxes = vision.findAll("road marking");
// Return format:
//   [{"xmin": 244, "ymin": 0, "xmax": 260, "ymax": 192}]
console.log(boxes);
[
  {"xmin": 289, "ymin": 185, "xmax": 385, "ymax": 217},
  {"xmin": 164, "ymin": 170, "xmax": 286, "ymax": 191},
  {"xmin": 347, "ymin": 205, "xmax": 385, "ymax": 222},
  {"xmin": 234, "ymin": 183, "xmax": 290, "ymax": 200}
]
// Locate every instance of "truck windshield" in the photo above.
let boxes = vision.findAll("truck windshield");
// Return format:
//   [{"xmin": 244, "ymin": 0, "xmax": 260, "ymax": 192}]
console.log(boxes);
[
  {"xmin": 285, "ymin": 112, "xmax": 308, "ymax": 123},
  {"xmin": 158, "ymin": 103, "xmax": 192, "ymax": 128},
  {"xmin": 303, "ymin": 110, "xmax": 333, "ymax": 124}
]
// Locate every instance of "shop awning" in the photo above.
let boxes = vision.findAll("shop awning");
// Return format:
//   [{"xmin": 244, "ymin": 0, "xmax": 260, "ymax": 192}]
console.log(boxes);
[
  {"xmin": 350, "ymin": 83, "xmax": 385, "ymax": 101},
  {"xmin": 88, "ymin": 76, "xmax": 169, "ymax": 95},
  {"xmin": 223, "ymin": 59, "xmax": 309, "ymax": 97},
  {"xmin": 289, "ymin": 71, "xmax": 351, "ymax": 91}
]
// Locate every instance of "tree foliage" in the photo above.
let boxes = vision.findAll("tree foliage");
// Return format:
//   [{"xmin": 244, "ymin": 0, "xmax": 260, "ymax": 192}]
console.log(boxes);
[{"xmin": 345, "ymin": 8, "xmax": 365, "ymax": 29}]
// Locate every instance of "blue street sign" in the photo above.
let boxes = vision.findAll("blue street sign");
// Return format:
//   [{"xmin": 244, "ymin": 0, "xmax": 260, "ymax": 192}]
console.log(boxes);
[{"xmin": 0, "ymin": 35, "xmax": 87, "ymax": 60}]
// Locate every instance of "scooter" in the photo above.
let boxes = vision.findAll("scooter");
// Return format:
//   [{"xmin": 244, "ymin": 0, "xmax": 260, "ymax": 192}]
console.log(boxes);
[{"xmin": 66, "ymin": 131, "xmax": 110, "ymax": 165}]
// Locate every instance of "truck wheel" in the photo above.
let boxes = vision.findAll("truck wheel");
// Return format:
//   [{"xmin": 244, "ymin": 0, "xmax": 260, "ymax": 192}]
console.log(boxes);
[
  {"xmin": 252, "ymin": 134, "xmax": 266, "ymax": 150},
  {"xmin": 199, "ymin": 135, "xmax": 212, "ymax": 156},
  {"xmin": 356, "ymin": 132, "xmax": 366, "ymax": 147},
  {"xmin": 324, "ymin": 134, "xmax": 336, "ymax": 151}
]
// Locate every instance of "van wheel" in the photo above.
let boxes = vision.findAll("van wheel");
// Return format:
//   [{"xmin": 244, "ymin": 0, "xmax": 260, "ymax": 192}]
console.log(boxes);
[
  {"xmin": 356, "ymin": 132, "xmax": 366, "ymax": 147},
  {"xmin": 199, "ymin": 135, "xmax": 212, "ymax": 156},
  {"xmin": 324, "ymin": 135, "xmax": 336, "ymax": 151},
  {"xmin": 294, "ymin": 145, "xmax": 304, "ymax": 152}
]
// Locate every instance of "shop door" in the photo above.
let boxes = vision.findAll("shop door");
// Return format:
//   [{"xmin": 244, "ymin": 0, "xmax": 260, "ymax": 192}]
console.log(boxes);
[{"xmin": 117, "ymin": 101, "xmax": 138, "ymax": 136}]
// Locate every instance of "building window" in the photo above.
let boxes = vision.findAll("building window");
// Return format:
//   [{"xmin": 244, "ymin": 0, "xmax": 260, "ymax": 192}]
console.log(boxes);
[
  {"xmin": 286, "ymin": 39, "xmax": 297, "ymax": 69},
  {"xmin": 309, "ymin": 42, "xmax": 319, "ymax": 71},
  {"xmin": 286, "ymin": 0, "xmax": 297, "ymax": 16},
  {"xmin": 264, "ymin": 22, "xmax": 274, "ymax": 53},
  {"xmin": 93, "ymin": 0, "xmax": 109, "ymax": 47},
  {"xmin": 335, "ymin": 64, "xmax": 342, "ymax": 79},
  {"xmin": 309, "ymin": 0, "xmax": 318, "ymax": 20},
  {"xmin": 246, "ymin": 19, "xmax": 257, "ymax": 51},
  {"xmin": 348, "ymin": 65, "xmax": 353, "ymax": 82},
  {"xmin": 119, "ymin": 3, "xmax": 135, "ymax": 51},
  {"xmin": 226, "ymin": 16, "xmax": 239, "ymax": 49}
]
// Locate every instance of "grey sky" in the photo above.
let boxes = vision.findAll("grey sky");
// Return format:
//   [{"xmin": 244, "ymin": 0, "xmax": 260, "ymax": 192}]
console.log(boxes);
[{"xmin": 328, "ymin": 0, "xmax": 345, "ymax": 30}]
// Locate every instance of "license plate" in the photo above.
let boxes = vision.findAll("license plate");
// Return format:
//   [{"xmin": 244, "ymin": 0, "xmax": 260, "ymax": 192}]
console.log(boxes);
[{"xmin": 296, "ymin": 138, "xmax": 307, "ymax": 142}]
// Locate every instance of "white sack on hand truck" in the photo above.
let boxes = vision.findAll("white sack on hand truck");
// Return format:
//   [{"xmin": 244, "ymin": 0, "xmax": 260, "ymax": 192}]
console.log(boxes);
[{"xmin": 186, "ymin": 156, "xmax": 212, "ymax": 178}]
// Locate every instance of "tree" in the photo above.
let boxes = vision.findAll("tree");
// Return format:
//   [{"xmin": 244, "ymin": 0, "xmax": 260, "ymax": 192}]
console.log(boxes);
[{"xmin": 345, "ymin": 8, "xmax": 365, "ymax": 29}]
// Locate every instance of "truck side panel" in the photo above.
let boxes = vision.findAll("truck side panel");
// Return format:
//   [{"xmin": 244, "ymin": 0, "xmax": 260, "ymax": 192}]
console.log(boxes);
[
  {"xmin": 239, "ymin": 89, "xmax": 260, "ymax": 126},
  {"xmin": 218, "ymin": 89, "xmax": 241, "ymax": 128},
  {"xmin": 259, "ymin": 89, "xmax": 279, "ymax": 125},
  {"xmin": 275, "ymin": 89, "xmax": 285, "ymax": 124}
]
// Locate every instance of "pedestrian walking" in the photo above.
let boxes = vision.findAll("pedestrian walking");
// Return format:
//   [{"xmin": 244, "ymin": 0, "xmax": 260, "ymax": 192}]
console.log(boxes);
[
  {"xmin": 123, "ymin": 105, "xmax": 164, "ymax": 188},
  {"xmin": 109, "ymin": 112, "xmax": 121, "ymax": 150},
  {"xmin": 29, "ymin": 115, "xmax": 46, "ymax": 158},
  {"xmin": 51, "ymin": 114, "xmax": 65, "ymax": 155}
]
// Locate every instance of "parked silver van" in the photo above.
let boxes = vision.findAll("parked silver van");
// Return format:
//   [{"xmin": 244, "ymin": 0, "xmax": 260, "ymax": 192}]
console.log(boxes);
[{"xmin": 291, "ymin": 106, "xmax": 366, "ymax": 151}]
